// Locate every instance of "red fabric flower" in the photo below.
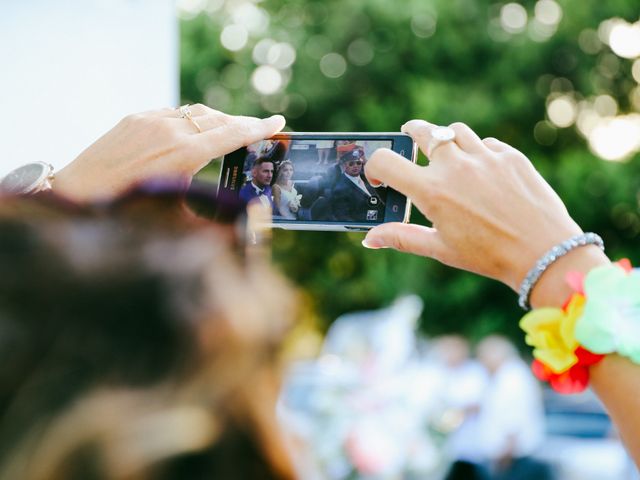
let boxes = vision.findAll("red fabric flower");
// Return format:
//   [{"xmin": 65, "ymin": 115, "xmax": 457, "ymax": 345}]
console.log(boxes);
[{"xmin": 531, "ymin": 347, "xmax": 605, "ymax": 394}]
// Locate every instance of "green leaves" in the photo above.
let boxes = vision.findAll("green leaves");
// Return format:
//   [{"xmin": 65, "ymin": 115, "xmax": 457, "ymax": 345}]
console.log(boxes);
[{"xmin": 182, "ymin": 0, "xmax": 639, "ymax": 337}]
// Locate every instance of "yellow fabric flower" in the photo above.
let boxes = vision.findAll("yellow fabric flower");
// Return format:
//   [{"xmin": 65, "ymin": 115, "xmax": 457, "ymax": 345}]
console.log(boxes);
[{"xmin": 519, "ymin": 294, "xmax": 585, "ymax": 374}]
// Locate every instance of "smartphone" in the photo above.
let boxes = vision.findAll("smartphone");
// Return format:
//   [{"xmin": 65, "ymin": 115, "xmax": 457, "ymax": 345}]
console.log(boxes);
[{"xmin": 218, "ymin": 133, "xmax": 416, "ymax": 231}]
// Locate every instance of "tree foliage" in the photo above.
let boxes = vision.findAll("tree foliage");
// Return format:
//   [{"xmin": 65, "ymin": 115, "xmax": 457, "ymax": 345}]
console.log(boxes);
[{"xmin": 181, "ymin": 0, "xmax": 640, "ymax": 339}]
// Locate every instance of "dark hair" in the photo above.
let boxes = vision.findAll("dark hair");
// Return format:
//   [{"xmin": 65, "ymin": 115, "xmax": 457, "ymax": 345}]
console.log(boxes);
[
  {"xmin": 0, "ymin": 189, "xmax": 295, "ymax": 480},
  {"xmin": 338, "ymin": 148, "xmax": 365, "ymax": 164},
  {"xmin": 253, "ymin": 157, "xmax": 275, "ymax": 169}
]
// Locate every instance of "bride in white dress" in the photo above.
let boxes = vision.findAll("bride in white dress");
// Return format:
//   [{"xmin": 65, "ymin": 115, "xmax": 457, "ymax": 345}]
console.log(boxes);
[{"xmin": 273, "ymin": 160, "xmax": 302, "ymax": 220}]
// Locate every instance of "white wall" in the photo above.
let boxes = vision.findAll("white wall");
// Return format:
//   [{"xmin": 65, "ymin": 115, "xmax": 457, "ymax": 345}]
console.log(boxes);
[{"xmin": 0, "ymin": 0, "xmax": 178, "ymax": 177}]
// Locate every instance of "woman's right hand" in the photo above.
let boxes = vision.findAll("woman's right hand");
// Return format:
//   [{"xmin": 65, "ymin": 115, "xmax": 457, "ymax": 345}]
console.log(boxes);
[
  {"xmin": 54, "ymin": 105, "xmax": 285, "ymax": 202},
  {"xmin": 363, "ymin": 120, "xmax": 609, "ymax": 305}
]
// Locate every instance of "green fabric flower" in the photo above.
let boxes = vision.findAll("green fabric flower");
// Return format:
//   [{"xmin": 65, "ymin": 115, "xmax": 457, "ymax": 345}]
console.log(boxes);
[{"xmin": 574, "ymin": 265, "xmax": 640, "ymax": 363}]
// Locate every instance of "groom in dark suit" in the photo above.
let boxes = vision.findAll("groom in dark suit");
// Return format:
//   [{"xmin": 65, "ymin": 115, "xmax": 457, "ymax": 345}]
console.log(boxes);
[
  {"xmin": 239, "ymin": 157, "xmax": 275, "ymax": 210},
  {"xmin": 331, "ymin": 149, "xmax": 384, "ymax": 222}
]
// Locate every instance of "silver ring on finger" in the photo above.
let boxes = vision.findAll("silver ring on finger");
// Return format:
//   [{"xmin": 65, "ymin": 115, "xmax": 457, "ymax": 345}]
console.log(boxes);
[
  {"xmin": 178, "ymin": 104, "xmax": 203, "ymax": 133},
  {"xmin": 427, "ymin": 126, "xmax": 456, "ymax": 158}
]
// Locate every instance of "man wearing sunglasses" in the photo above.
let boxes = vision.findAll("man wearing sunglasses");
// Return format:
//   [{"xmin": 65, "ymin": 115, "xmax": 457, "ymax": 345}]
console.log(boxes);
[{"xmin": 331, "ymin": 148, "xmax": 384, "ymax": 222}]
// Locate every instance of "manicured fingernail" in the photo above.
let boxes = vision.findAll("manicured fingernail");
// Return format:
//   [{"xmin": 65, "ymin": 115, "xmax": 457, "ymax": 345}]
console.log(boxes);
[{"xmin": 362, "ymin": 237, "xmax": 386, "ymax": 249}]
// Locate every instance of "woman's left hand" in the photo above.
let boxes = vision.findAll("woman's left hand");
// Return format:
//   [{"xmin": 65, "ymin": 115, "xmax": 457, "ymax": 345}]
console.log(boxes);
[{"xmin": 54, "ymin": 105, "xmax": 285, "ymax": 202}]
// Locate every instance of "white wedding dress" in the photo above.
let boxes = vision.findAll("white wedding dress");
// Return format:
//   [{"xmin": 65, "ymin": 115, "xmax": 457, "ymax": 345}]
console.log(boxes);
[{"xmin": 276, "ymin": 185, "xmax": 300, "ymax": 219}]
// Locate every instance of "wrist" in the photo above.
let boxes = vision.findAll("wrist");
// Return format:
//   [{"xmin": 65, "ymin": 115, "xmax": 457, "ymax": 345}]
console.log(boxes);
[
  {"xmin": 529, "ymin": 245, "xmax": 611, "ymax": 308},
  {"xmin": 53, "ymin": 164, "xmax": 104, "ymax": 203}
]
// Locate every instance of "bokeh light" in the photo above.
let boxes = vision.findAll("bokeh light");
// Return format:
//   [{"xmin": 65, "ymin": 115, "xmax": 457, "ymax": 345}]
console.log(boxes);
[
  {"xmin": 528, "ymin": 19, "xmax": 557, "ymax": 42},
  {"xmin": 177, "ymin": 0, "xmax": 207, "ymax": 20},
  {"xmin": 547, "ymin": 95, "xmax": 577, "ymax": 127},
  {"xmin": 204, "ymin": 0, "xmax": 225, "ymax": 16},
  {"xmin": 320, "ymin": 53, "xmax": 347, "ymax": 79},
  {"xmin": 253, "ymin": 38, "xmax": 276, "ymax": 65},
  {"xmin": 411, "ymin": 13, "xmax": 437, "ymax": 38},
  {"xmin": 593, "ymin": 94, "xmax": 618, "ymax": 117},
  {"xmin": 267, "ymin": 42, "xmax": 297, "ymax": 69},
  {"xmin": 600, "ymin": 18, "xmax": 640, "ymax": 59},
  {"xmin": 500, "ymin": 3, "xmax": 528, "ymax": 34},
  {"xmin": 576, "ymin": 107, "xmax": 599, "ymax": 137},
  {"xmin": 230, "ymin": 3, "xmax": 269, "ymax": 35},
  {"xmin": 578, "ymin": 29, "xmax": 602, "ymax": 54},
  {"xmin": 220, "ymin": 24, "xmax": 248, "ymax": 52},
  {"xmin": 534, "ymin": 0, "xmax": 562, "ymax": 26},
  {"xmin": 587, "ymin": 115, "xmax": 640, "ymax": 161},
  {"xmin": 631, "ymin": 86, "xmax": 640, "ymax": 110},
  {"xmin": 632, "ymin": 59, "xmax": 640, "ymax": 83},
  {"xmin": 347, "ymin": 39, "xmax": 375, "ymax": 66},
  {"xmin": 251, "ymin": 65, "xmax": 283, "ymax": 95},
  {"xmin": 608, "ymin": 19, "xmax": 640, "ymax": 59},
  {"xmin": 533, "ymin": 120, "xmax": 557, "ymax": 145}
]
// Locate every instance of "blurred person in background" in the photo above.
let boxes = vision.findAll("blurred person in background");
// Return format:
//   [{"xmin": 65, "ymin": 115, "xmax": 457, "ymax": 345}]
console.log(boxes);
[
  {"xmin": 0, "ymin": 188, "xmax": 297, "ymax": 480},
  {"xmin": 475, "ymin": 336, "xmax": 553, "ymax": 480},
  {"xmin": 433, "ymin": 336, "xmax": 490, "ymax": 480}
]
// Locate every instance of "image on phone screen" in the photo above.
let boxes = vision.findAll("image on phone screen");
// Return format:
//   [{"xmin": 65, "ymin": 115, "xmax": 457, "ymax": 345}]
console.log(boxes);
[{"xmin": 219, "ymin": 134, "xmax": 415, "ymax": 231}]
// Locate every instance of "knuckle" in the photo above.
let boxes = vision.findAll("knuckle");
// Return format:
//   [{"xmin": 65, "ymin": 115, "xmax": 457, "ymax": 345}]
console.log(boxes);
[
  {"xmin": 449, "ymin": 121, "xmax": 469, "ymax": 133},
  {"xmin": 122, "ymin": 113, "xmax": 143, "ymax": 125},
  {"xmin": 411, "ymin": 122, "xmax": 432, "ymax": 141},
  {"xmin": 190, "ymin": 103, "xmax": 209, "ymax": 115}
]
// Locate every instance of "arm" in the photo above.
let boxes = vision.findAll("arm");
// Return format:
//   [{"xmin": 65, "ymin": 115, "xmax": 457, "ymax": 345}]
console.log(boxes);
[
  {"xmin": 363, "ymin": 119, "xmax": 640, "ymax": 465},
  {"xmin": 54, "ymin": 105, "xmax": 285, "ymax": 202}
]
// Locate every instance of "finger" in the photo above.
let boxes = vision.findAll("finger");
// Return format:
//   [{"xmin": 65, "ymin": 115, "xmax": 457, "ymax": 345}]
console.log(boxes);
[
  {"xmin": 364, "ymin": 148, "xmax": 426, "ymax": 200},
  {"xmin": 177, "ymin": 103, "xmax": 213, "ymax": 117},
  {"xmin": 362, "ymin": 222, "xmax": 449, "ymax": 260},
  {"xmin": 483, "ymin": 137, "xmax": 512, "ymax": 153},
  {"xmin": 142, "ymin": 107, "xmax": 180, "ymax": 117},
  {"xmin": 191, "ymin": 115, "xmax": 286, "ymax": 163},
  {"xmin": 448, "ymin": 122, "xmax": 488, "ymax": 154},
  {"xmin": 401, "ymin": 119, "xmax": 462, "ymax": 161},
  {"xmin": 174, "ymin": 110, "xmax": 235, "ymax": 132}
]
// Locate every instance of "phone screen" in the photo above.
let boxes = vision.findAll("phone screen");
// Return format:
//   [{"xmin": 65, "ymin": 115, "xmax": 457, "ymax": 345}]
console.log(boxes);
[{"xmin": 219, "ymin": 134, "xmax": 414, "ymax": 230}]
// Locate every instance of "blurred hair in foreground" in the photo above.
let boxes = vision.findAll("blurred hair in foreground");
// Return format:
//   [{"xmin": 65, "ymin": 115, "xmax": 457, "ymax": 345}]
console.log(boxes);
[{"xmin": 0, "ymin": 184, "xmax": 297, "ymax": 480}]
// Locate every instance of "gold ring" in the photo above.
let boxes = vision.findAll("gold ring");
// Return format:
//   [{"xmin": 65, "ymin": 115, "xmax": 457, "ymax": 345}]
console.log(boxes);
[{"xmin": 178, "ymin": 104, "xmax": 202, "ymax": 133}]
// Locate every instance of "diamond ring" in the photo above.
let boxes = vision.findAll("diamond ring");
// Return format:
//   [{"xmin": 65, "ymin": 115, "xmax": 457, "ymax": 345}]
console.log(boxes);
[
  {"xmin": 427, "ymin": 126, "xmax": 456, "ymax": 158},
  {"xmin": 178, "ymin": 104, "xmax": 203, "ymax": 133}
]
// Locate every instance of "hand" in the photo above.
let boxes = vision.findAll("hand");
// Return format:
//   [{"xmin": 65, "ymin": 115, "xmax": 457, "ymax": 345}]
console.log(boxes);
[
  {"xmin": 362, "ymin": 119, "xmax": 597, "ymax": 293},
  {"xmin": 54, "ymin": 105, "xmax": 286, "ymax": 202}
]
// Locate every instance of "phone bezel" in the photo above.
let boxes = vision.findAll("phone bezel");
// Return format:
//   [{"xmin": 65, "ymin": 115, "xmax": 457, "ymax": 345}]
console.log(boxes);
[{"xmin": 218, "ymin": 132, "xmax": 416, "ymax": 231}]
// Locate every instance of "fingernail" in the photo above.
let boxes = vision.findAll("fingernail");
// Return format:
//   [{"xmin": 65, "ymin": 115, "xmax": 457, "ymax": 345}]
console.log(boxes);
[{"xmin": 362, "ymin": 237, "xmax": 386, "ymax": 249}]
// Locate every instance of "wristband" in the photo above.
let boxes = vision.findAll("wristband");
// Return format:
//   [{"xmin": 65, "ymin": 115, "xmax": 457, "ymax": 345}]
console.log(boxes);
[
  {"xmin": 518, "ymin": 232, "xmax": 604, "ymax": 311},
  {"xmin": 520, "ymin": 260, "xmax": 639, "ymax": 394}
]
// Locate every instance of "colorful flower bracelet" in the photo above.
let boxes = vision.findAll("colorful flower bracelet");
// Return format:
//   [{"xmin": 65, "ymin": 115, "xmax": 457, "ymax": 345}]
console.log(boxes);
[{"xmin": 519, "ymin": 260, "xmax": 640, "ymax": 394}]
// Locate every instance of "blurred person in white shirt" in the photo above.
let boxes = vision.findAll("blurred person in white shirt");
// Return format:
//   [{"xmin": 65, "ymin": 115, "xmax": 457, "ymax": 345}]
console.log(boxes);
[
  {"xmin": 475, "ymin": 335, "xmax": 555, "ymax": 480},
  {"xmin": 434, "ymin": 335, "xmax": 491, "ymax": 480}
]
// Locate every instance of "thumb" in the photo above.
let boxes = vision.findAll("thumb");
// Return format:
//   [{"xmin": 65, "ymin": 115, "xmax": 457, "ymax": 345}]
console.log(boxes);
[{"xmin": 362, "ymin": 223, "xmax": 448, "ymax": 260}]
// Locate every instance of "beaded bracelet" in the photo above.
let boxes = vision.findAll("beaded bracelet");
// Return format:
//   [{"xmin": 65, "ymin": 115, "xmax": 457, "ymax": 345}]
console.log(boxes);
[
  {"xmin": 519, "ymin": 260, "xmax": 639, "ymax": 394},
  {"xmin": 518, "ymin": 233, "xmax": 605, "ymax": 311}
]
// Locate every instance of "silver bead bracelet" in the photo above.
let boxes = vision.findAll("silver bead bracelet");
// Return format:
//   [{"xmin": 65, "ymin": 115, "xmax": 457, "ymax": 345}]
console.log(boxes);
[{"xmin": 518, "ymin": 232, "xmax": 605, "ymax": 310}]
